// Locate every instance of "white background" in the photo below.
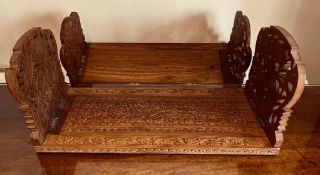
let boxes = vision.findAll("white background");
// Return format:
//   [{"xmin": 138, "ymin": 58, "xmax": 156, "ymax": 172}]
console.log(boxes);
[{"xmin": 0, "ymin": 0, "xmax": 319, "ymax": 84}]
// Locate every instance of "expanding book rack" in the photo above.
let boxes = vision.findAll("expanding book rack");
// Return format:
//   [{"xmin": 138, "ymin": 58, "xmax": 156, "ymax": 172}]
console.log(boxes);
[{"xmin": 5, "ymin": 11, "xmax": 306, "ymax": 155}]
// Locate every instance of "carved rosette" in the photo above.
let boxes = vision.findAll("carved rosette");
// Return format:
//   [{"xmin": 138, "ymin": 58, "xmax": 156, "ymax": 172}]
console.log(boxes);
[
  {"xmin": 245, "ymin": 26, "xmax": 306, "ymax": 147},
  {"xmin": 222, "ymin": 11, "xmax": 252, "ymax": 84},
  {"xmin": 5, "ymin": 28, "xmax": 67, "ymax": 145},
  {"xmin": 60, "ymin": 12, "xmax": 86, "ymax": 86}
]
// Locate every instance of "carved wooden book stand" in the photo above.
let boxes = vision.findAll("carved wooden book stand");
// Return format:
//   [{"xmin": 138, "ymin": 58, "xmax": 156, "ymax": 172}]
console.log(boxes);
[{"xmin": 6, "ymin": 11, "xmax": 305, "ymax": 155}]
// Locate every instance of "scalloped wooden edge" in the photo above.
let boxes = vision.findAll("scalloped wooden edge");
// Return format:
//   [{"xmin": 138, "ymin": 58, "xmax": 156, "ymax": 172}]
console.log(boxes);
[{"xmin": 272, "ymin": 26, "xmax": 306, "ymax": 148}]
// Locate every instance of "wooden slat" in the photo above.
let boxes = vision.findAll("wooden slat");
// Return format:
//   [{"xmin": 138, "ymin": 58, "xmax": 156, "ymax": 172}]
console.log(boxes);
[
  {"xmin": 80, "ymin": 43, "xmax": 226, "ymax": 84},
  {"xmin": 86, "ymin": 43, "xmax": 227, "ymax": 51}
]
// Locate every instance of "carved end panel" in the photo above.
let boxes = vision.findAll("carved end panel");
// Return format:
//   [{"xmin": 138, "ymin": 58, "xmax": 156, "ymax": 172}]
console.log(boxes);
[
  {"xmin": 60, "ymin": 12, "xmax": 86, "ymax": 86},
  {"xmin": 245, "ymin": 26, "xmax": 306, "ymax": 147},
  {"xmin": 221, "ymin": 11, "xmax": 252, "ymax": 84},
  {"xmin": 5, "ymin": 28, "xmax": 67, "ymax": 145}
]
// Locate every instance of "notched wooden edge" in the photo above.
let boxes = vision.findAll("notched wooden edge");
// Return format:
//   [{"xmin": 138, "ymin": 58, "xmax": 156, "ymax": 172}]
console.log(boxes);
[
  {"xmin": 5, "ymin": 27, "xmax": 41, "ymax": 104},
  {"xmin": 5, "ymin": 27, "xmax": 66, "ymax": 145},
  {"xmin": 272, "ymin": 26, "xmax": 306, "ymax": 109},
  {"xmin": 272, "ymin": 26, "xmax": 306, "ymax": 148},
  {"xmin": 248, "ymin": 26, "xmax": 306, "ymax": 148}
]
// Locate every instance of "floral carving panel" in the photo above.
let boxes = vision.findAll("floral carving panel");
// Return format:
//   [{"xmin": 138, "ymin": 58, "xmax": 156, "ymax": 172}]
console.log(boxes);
[
  {"xmin": 5, "ymin": 28, "xmax": 67, "ymax": 145},
  {"xmin": 222, "ymin": 11, "xmax": 252, "ymax": 84},
  {"xmin": 245, "ymin": 26, "xmax": 306, "ymax": 147},
  {"xmin": 60, "ymin": 12, "xmax": 86, "ymax": 86}
]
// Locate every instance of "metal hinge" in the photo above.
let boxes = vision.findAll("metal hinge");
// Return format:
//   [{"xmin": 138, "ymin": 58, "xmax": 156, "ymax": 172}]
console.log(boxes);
[{"xmin": 257, "ymin": 117, "xmax": 265, "ymax": 128}]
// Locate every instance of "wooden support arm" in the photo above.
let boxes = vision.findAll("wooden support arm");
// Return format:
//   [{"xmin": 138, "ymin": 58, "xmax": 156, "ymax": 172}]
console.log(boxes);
[
  {"xmin": 5, "ymin": 28, "xmax": 67, "ymax": 145},
  {"xmin": 60, "ymin": 12, "xmax": 87, "ymax": 86},
  {"xmin": 221, "ymin": 11, "xmax": 252, "ymax": 84},
  {"xmin": 245, "ymin": 26, "xmax": 306, "ymax": 147}
]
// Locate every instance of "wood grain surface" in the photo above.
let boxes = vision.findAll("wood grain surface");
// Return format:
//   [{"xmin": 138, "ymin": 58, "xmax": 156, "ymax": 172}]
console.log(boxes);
[
  {"xmin": 1, "ymin": 85, "xmax": 319, "ymax": 174},
  {"xmin": 80, "ymin": 43, "xmax": 226, "ymax": 84}
]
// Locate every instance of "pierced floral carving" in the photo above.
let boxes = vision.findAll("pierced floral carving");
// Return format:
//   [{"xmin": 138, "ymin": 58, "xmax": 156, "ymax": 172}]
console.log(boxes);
[
  {"xmin": 222, "ymin": 11, "xmax": 252, "ymax": 84},
  {"xmin": 5, "ymin": 28, "xmax": 67, "ymax": 145},
  {"xmin": 245, "ymin": 26, "xmax": 306, "ymax": 147},
  {"xmin": 60, "ymin": 12, "xmax": 86, "ymax": 86}
]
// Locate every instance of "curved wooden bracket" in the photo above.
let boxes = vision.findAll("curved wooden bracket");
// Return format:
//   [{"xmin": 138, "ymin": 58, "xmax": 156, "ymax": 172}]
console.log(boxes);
[
  {"xmin": 60, "ymin": 12, "xmax": 86, "ymax": 86},
  {"xmin": 221, "ymin": 11, "xmax": 252, "ymax": 84},
  {"xmin": 245, "ymin": 26, "xmax": 306, "ymax": 147},
  {"xmin": 5, "ymin": 28, "xmax": 67, "ymax": 145}
]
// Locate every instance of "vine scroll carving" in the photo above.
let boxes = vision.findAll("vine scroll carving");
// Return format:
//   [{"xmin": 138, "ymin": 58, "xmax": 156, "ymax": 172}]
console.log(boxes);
[
  {"xmin": 60, "ymin": 12, "xmax": 86, "ymax": 86},
  {"xmin": 245, "ymin": 26, "xmax": 306, "ymax": 147},
  {"xmin": 5, "ymin": 28, "xmax": 67, "ymax": 145},
  {"xmin": 221, "ymin": 11, "xmax": 252, "ymax": 84}
]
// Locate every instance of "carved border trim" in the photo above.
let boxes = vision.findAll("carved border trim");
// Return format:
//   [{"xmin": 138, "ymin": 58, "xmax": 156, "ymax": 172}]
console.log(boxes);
[
  {"xmin": 34, "ymin": 147, "xmax": 279, "ymax": 155},
  {"xmin": 68, "ymin": 87, "xmax": 244, "ymax": 97}
]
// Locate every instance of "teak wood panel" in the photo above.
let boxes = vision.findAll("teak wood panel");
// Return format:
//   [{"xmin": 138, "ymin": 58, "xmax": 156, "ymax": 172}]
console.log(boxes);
[
  {"xmin": 4, "ymin": 10, "xmax": 307, "ymax": 156},
  {"xmin": 79, "ymin": 43, "xmax": 226, "ymax": 84},
  {"xmin": 35, "ymin": 87, "xmax": 278, "ymax": 155}
]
